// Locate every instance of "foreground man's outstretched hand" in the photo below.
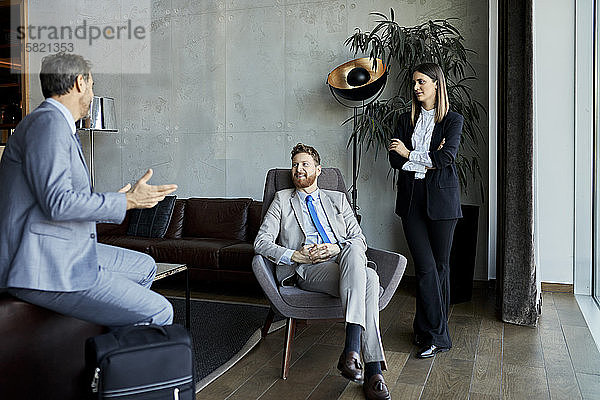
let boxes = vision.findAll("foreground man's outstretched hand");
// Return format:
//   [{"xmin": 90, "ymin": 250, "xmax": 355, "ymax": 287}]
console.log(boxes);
[{"xmin": 122, "ymin": 169, "xmax": 178, "ymax": 210}]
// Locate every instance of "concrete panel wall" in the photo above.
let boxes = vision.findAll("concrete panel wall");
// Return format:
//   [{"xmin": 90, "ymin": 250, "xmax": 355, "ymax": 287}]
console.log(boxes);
[{"xmin": 27, "ymin": 0, "xmax": 489, "ymax": 278}]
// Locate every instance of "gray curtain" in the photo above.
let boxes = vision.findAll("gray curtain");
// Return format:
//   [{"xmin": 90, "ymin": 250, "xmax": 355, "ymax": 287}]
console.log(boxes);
[{"xmin": 496, "ymin": 0, "xmax": 540, "ymax": 326}]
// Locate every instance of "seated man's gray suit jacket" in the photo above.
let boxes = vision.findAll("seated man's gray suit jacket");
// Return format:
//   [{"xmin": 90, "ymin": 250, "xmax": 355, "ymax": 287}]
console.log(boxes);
[{"xmin": 254, "ymin": 187, "xmax": 367, "ymax": 285}]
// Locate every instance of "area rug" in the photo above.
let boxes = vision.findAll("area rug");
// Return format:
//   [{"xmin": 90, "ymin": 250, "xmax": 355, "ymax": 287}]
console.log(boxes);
[{"xmin": 167, "ymin": 297, "xmax": 284, "ymax": 392}]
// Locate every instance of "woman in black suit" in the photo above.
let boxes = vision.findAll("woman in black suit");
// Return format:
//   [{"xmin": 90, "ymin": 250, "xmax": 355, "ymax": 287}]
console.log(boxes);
[{"xmin": 389, "ymin": 63, "xmax": 463, "ymax": 358}]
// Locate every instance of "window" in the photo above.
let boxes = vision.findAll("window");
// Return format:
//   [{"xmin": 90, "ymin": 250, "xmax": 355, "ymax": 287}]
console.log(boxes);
[{"xmin": 594, "ymin": 0, "xmax": 600, "ymax": 305}]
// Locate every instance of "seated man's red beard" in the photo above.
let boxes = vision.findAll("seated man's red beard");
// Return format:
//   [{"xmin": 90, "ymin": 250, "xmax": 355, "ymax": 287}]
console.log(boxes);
[{"xmin": 293, "ymin": 172, "xmax": 317, "ymax": 188}]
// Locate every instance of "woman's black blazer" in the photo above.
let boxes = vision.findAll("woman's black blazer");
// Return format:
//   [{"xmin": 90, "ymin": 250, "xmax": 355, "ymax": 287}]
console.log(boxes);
[{"xmin": 389, "ymin": 110, "xmax": 463, "ymax": 220}]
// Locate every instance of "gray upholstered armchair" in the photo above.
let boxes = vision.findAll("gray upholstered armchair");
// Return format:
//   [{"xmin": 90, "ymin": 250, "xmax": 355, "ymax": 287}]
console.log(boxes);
[{"xmin": 252, "ymin": 168, "xmax": 407, "ymax": 379}]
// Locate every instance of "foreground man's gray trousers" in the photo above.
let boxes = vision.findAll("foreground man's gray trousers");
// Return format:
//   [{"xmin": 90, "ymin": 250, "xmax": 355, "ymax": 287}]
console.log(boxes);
[
  {"xmin": 297, "ymin": 244, "xmax": 386, "ymax": 365},
  {"xmin": 9, "ymin": 243, "xmax": 173, "ymax": 328}
]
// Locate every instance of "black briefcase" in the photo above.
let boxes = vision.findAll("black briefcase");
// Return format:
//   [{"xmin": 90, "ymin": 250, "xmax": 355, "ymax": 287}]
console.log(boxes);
[{"xmin": 85, "ymin": 323, "xmax": 194, "ymax": 399}]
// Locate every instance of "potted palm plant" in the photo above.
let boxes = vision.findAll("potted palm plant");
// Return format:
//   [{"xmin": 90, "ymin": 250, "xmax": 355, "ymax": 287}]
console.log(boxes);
[{"xmin": 346, "ymin": 10, "xmax": 485, "ymax": 303}]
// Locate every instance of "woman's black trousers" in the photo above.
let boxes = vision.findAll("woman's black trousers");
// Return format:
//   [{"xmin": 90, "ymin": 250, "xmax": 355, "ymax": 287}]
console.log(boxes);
[{"xmin": 401, "ymin": 179, "xmax": 457, "ymax": 348}]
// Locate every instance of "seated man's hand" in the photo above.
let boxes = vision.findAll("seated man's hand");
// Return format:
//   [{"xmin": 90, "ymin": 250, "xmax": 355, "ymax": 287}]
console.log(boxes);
[
  {"xmin": 308, "ymin": 243, "xmax": 340, "ymax": 264},
  {"xmin": 291, "ymin": 245, "xmax": 313, "ymax": 264},
  {"xmin": 125, "ymin": 169, "xmax": 178, "ymax": 210}
]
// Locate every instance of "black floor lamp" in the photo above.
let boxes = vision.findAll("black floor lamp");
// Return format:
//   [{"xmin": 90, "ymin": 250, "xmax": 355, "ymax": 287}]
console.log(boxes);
[{"xmin": 327, "ymin": 57, "xmax": 387, "ymax": 214}]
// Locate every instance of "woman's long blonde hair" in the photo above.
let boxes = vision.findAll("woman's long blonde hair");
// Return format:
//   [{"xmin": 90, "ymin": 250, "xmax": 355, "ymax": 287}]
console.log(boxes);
[{"xmin": 410, "ymin": 63, "xmax": 450, "ymax": 126}]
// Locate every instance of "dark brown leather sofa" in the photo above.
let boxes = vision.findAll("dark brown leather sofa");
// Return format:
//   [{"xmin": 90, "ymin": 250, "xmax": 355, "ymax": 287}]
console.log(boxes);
[
  {"xmin": 0, "ymin": 198, "xmax": 262, "ymax": 399},
  {"xmin": 97, "ymin": 197, "xmax": 263, "ymax": 284},
  {"xmin": 0, "ymin": 292, "xmax": 106, "ymax": 399}
]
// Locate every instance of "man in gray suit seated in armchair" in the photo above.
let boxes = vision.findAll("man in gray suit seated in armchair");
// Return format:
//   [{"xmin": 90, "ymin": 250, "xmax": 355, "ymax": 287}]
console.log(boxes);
[
  {"xmin": 254, "ymin": 143, "xmax": 391, "ymax": 400},
  {"xmin": 0, "ymin": 52, "xmax": 177, "ymax": 328}
]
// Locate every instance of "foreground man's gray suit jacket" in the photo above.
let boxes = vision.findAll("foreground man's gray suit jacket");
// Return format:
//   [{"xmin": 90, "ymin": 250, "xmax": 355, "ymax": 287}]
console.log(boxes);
[{"xmin": 0, "ymin": 100, "xmax": 126, "ymax": 292}]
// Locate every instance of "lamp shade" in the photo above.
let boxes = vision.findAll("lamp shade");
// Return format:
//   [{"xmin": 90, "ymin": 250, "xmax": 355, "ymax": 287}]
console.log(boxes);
[
  {"xmin": 327, "ymin": 58, "xmax": 387, "ymax": 101},
  {"xmin": 76, "ymin": 96, "xmax": 118, "ymax": 131}
]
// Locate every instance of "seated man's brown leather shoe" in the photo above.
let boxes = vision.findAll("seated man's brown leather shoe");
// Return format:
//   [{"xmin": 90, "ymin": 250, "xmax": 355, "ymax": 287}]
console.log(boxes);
[
  {"xmin": 337, "ymin": 350, "xmax": 363, "ymax": 382},
  {"xmin": 363, "ymin": 374, "xmax": 391, "ymax": 400}
]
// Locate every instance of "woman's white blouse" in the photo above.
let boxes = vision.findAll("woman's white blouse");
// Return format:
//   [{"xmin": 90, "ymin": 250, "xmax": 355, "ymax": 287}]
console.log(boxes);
[{"xmin": 402, "ymin": 107, "xmax": 435, "ymax": 179}]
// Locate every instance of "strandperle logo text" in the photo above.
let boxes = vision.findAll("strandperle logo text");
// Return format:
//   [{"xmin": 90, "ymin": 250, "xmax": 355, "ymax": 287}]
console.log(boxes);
[{"xmin": 17, "ymin": 19, "xmax": 146, "ymax": 46}]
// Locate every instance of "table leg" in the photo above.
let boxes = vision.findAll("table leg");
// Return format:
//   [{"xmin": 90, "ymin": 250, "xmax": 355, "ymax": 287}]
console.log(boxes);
[{"xmin": 185, "ymin": 267, "xmax": 190, "ymax": 330}]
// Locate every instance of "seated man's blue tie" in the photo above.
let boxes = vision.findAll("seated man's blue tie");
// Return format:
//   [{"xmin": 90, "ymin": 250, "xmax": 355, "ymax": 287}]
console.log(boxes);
[{"xmin": 306, "ymin": 195, "xmax": 331, "ymax": 244}]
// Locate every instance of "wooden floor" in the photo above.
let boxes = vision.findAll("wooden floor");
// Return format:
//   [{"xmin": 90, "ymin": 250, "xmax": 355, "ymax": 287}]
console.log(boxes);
[{"xmin": 156, "ymin": 279, "xmax": 600, "ymax": 400}]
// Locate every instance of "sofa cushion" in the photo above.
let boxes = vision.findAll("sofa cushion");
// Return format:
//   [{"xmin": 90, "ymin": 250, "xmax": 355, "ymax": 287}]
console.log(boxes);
[
  {"xmin": 219, "ymin": 242, "xmax": 255, "ymax": 272},
  {"xmin": 97, "ymin": 235, "xmax": 161, "ymax": 254},
  {"xmin": 184, "ymin": 198, "xmax": 252, "ymax": 240},
  {"xmin": 127, "ymin": 196, "xmax": 176, "ymax": 238},
  {"xmin": 164, "ymin": 199, "xmax": 186, "ymax": 239},
  {"xmin": 150, "ymin": 238, "xmax": 239, "ymax": 269}
]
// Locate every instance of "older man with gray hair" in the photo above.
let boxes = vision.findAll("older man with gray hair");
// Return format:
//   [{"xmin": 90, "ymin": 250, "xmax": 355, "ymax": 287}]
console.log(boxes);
[{"xmin": 0, "ymin": 52, "xmax": 177, "ymax": 328}]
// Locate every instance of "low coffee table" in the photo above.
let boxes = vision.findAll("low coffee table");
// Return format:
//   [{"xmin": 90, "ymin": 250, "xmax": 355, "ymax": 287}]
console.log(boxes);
[{"xmin": 155, "ymin": 263, "xmax": 190, "ymax": 330}]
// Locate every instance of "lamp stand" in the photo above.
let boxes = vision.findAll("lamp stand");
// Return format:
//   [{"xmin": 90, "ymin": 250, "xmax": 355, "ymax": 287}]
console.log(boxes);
[
  {"xmin": 76, "ymin": 128, "xmax": 98, "ymax": 189},
  {"xmin": 330, "ymin": 86, "xmax": 384, "ymax": 215},
  {"xmin": 351, "ymin": 106, "xmax": 358, "ymax": 212},
  {"xmin": 75, "ymin": 96, "xmax": 119, "ymax": 190},
  {"xmin": 89, "ymin": 129, "xmax": 95, "ymax": 188},
  {"xmin": 78, "ymin": 128, "xmax": 118, "ymax": 190}
]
